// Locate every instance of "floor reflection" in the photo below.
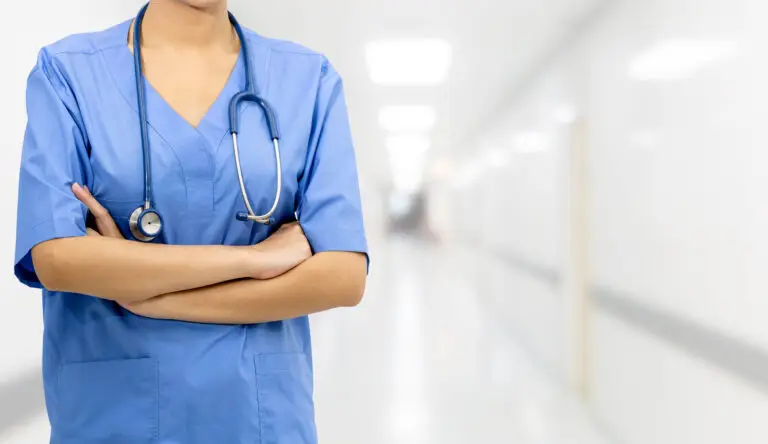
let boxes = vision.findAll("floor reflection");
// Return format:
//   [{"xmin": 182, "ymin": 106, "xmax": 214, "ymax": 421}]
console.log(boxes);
[{"xmin": 312, "ymin": 235, "xmax": 610, "ymax": 444}]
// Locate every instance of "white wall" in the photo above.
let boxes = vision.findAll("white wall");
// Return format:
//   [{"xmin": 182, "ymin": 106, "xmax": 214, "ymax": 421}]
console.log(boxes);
[
  {"xmin": 426, "ymin": 0, "xmax": 768, "ymax": 441},
  {"xmin": 427, "ymin": 64, "xmax": 575, "ymax": 377},
  {"xmin": 586, "ymin": 0, "xmax": 768, "ymax": 441}
]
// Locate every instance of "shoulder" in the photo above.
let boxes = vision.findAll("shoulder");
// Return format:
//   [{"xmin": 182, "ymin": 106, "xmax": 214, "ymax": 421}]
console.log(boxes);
[
  {"xmin": 243, "ymin": 28, "xmax": 322, "ymax": 57},
  {"xmin": 34, "ymin": 20, "xmax": 128, "ymax": 78},
  {"xmin": 39, "ymin": 20, "xmax": 129, "ymax": 59},
  {"xmin": 241, "ymin": 28, "xmax": 339, "ymax": 79},
  {"xmin": 29, "ymin": 21, "xmax": 128, "ymax": 98}
]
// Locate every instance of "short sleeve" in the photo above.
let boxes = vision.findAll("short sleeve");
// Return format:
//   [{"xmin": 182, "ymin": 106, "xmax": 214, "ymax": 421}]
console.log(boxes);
[
  {"xmin": 297, "ymin": 60, "xmax": 368, "ymax": 265},
  {"xmin": 14, "ymin": 49, "xmax": 90, "ymax": 288}
]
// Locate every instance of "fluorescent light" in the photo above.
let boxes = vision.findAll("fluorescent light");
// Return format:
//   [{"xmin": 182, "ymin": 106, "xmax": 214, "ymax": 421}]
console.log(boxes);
[
  {"xmin": 365, "ymin": 39, "xmax": 453, "ymax": 85},
  {"xmin": 379, "ymin": 105, "xmax": 437, "ymax": 132},
  {"xmin": 629, "ymin": 39, "xmax": 738, "ymax": 81},
  {"xmin": 512, "ymin": 131, "xmax": 549, "ymax": 153}
]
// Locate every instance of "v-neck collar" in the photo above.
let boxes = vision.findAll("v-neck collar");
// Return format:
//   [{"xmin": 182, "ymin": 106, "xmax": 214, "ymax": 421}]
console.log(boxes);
[
  {"xmin": 145, "ymin": 51, "xmax": 243, "ymax": 135},
  {"xmin": 103, "ymin": 20, "xmax": 269, "ymax": 150}
]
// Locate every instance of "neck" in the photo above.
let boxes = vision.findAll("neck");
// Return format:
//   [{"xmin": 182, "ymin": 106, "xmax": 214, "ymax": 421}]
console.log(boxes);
[{"xmin": 139, "ymin": 0, "xmax": 235, "ymax": 50}]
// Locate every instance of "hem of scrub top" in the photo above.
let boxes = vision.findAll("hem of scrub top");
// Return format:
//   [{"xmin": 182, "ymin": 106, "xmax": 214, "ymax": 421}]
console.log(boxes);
[{"xmin": 14, "ymin": 219, "xmax": 86, "ymax": 289}]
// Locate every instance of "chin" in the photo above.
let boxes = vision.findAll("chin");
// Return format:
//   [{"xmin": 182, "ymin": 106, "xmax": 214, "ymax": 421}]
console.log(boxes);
[{"xmin": 177, "ymin": 0, "xmax": 227, "ymax": 9}]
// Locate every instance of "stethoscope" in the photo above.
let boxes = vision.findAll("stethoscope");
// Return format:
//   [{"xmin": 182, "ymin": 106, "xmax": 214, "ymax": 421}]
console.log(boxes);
[{"xmin": 129, "ymin": 4, "xmax": 282, "ymax": 242}]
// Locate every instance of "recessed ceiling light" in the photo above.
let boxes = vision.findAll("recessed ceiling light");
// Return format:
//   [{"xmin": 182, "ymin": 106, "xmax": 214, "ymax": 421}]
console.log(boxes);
[
  {"xmin": 379, "ymin": 105, "xmax": 437, "ymax": 132},
  {"xmin": 365, "ymin": 39, "xmax": 453, "ymax": 86}
]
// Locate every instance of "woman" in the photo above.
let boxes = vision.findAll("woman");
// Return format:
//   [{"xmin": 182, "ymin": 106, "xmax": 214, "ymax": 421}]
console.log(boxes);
[{"xmin": 14, "ymin": 0, "xmax": 368, "ymax": 442}]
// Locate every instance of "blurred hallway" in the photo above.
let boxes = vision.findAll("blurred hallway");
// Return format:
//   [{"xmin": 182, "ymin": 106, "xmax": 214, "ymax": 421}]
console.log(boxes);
[
  {"xmin": 3, "ymin": 0, "xmax": 768, "ymax": 442},
  {"xmin": 0, "ymin": 236, "xmax": 610, "ymax": 444},
  {"xmin": 312, "ymin": 236, "xmax": 610, "ymax": 444}
]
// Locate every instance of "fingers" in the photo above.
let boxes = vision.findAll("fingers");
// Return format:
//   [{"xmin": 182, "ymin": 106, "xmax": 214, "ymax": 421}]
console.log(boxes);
[
  {"xmin": 71, "ymin": 183, "xmax": 125, "ymax": 239},
  {"xmin": 86, "ymin": 228, "xmax": 101, "ymax": 237},
  {"xmin": 72, "ymin": 183, "xmax": 110, "ymax": 218}
]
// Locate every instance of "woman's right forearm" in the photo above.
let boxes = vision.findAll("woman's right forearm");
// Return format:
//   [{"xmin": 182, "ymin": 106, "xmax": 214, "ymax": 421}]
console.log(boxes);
[{"xmin": 32, "ymin": 236, "xmax": 257, "ymax": 302}]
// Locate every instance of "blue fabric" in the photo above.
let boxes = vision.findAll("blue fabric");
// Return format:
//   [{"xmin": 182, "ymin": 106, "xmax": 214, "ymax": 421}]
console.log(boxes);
[{"xmin": 15, "ymin": 19, "xmax": 367, "ymax": 444}]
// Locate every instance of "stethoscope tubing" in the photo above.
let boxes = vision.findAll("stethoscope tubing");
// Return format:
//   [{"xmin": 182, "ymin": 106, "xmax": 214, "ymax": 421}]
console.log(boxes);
[
  {"xmin": 233, "ymin": 135, "xmax": 282, "ymax": 223},
  {"xmin": 133, "ymin": 4, "xmax": 153, "ymax": 210},
  {"xmin": 131, "ymin": 3, "xmax": 283, "ymax": 239}
]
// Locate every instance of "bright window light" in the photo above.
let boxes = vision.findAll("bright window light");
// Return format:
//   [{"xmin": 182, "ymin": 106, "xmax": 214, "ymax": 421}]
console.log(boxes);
[
  {"xmin": 629, "ymin": 39, "xmax": 738, "ymax": 81},
  {"xmin": 365, "ymin": 39, "xmax": 453, "ymax": 85},
  {"xmin": 379, "ymin": 105, "xmax": 437, "ymax": 132}
]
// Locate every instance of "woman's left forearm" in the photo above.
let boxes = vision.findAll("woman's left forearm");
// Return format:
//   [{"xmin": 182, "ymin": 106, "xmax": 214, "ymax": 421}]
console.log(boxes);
[{"xmin": 124, "ymin": 252, "xmax": 367, "ymax": 324}]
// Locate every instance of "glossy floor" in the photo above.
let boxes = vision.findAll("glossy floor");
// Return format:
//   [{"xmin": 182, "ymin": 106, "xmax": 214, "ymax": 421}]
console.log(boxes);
[{"xmin": 0, "ymin": 236, "xmax": 610, "ymax": 444}]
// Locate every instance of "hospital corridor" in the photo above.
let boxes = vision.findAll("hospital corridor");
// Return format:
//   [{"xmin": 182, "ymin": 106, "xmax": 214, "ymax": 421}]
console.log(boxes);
[{"xmin": 1, "ymin": 0, "xmax": 767, "ymax": 443}]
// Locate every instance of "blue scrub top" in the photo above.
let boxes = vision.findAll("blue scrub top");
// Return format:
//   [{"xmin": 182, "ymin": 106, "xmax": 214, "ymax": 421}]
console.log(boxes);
[{"xmin": 14, "ymin": 19, "xmax": 367, "ymax": 444}]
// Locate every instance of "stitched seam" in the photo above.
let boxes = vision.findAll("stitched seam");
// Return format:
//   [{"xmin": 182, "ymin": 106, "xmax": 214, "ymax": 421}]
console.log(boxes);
[
  {"xmin": 49, "ymin": 20, "xmax": 131, "ymax": 56},
  {"xmin": 255, "ymin": 356, "xmax": 263, "ymax": 444},
  {"xmin": 268, "ymin": 47, "xmax": 325, "ymax": 57},
  {"xmin": 155, "ymin": 358, "xmax": 160, "ymax": 440},
  {"xmin": 99, "ymin": 49, "xmax": 190, "ymax": 206},
  {"xmin": 264, "ymin": 47, "xmax": 273, "ymax": 102},
  {"xmin": 50, "ymin": 42, "xmax": 125, "ymax": 56},
  {"xmin": 27, "ymin": 217, "xmax": 79, "ymax": 233}
]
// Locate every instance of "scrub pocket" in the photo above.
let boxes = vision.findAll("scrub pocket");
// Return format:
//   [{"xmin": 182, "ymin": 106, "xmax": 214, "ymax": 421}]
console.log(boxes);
[
  {"xmin": 56, "ymin": 357, "xmax": 158, "ymax": 443},
  {"xmin": 255, "ymin": 353, "xmax": 317, "ymax": 444}
]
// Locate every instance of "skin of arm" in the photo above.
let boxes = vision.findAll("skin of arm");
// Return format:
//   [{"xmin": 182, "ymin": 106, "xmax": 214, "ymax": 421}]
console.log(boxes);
[
  {"xmin": 31, "ymin": 184, "xmax": 310, "ymax": 303},
  {"xmin": 63, "ymin": 182, "xmax": 367, "ymax": 324},
  {"xmin": 33, "ymin": 236, "xmax": 256, "ymax": 303},
  {"xmin": 122, "ymin": 251, "xmax": 368, "ymax": 324},
  {"xmin": 68, "ymin": 183, "xmax": 367, "ymax": 324}
]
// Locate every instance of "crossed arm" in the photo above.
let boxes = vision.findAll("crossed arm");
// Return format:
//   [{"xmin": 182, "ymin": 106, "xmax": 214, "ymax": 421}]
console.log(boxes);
[{"xmin": 31, "ymin": 184, "xmax": 367, "ymax": 324}]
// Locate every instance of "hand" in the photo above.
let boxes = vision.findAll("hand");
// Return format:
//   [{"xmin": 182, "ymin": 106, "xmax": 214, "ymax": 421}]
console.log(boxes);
[
  {"xmin": 71, "ymin": 183, "xmax": 125, "ymax": 239},
  {"xmin": 251, "ymin": 222, "xmax": 312, "ymax": 279}
]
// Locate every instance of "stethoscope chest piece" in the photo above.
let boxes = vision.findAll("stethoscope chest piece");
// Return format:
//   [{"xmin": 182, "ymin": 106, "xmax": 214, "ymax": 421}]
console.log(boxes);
[{"xmin": 130, "ymin": 206, "xmax": 163, "ymax": 242}]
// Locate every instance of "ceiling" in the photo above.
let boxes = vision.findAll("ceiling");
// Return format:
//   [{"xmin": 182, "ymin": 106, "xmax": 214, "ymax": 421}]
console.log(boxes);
[{"xmin": 231, "ymin": 0, "xmax": 600, "ymax": 189}]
